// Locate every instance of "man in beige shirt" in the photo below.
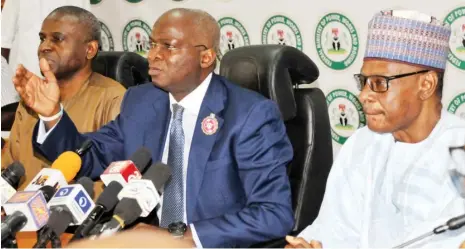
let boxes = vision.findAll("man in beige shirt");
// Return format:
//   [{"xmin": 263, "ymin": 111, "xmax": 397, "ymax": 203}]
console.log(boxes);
[{"xmin": 1, "ymin": 6, "xmax": 126, "ymax": 192}]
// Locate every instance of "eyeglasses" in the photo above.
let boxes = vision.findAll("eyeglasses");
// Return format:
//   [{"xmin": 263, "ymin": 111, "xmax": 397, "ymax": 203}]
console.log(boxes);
[
  {"xmin": 449, "ymin": 146, "xmax": 465, "ymax": 198},
  {"xmin": 149, "ymin": 41, "xmax": 208, "ymax": 53},
  {"xmin": 354, "ymin": 70, "xmax": 429, "ymax": 93}
]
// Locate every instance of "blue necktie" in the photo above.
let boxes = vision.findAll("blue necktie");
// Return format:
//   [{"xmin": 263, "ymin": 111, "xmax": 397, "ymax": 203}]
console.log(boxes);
[{"xmin": 160, "ymin": 104, "xmax": 185, "ymax": 228}]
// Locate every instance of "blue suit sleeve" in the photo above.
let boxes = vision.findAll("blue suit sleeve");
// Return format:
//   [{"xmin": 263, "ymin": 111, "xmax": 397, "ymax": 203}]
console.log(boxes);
[
  {"xmin": 192, "ymin": 100, "xmax": 295, "ymax": 248},
  {"xmin": 33, "ymin": 89, "xmax": 132, "ymax": 180}
]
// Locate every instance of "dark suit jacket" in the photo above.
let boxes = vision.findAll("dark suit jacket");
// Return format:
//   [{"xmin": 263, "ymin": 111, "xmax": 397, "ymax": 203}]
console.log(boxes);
[{"xmin": 34, "ymin": 74, "xmax": 294, "ymax": 247}]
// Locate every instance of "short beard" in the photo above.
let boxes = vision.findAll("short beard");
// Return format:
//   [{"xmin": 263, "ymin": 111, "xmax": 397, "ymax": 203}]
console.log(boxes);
[{"xmin": 42, "ymin": 63, "xmax": 82, "ymax": 83}]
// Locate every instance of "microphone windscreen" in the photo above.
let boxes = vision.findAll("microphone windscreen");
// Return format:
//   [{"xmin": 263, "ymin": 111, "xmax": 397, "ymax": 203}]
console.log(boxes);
[
  {"xmin": 48, "ymin": 207, "xmax": 73, "ymax": 236},
  {"xmin": 2, "ymin": 210, "xmax": 27, "ymax": 236},
  {"xmin": 114, "ymin": 198, "xmax": 142, "ymax": 224},
  {"xmin": 51, "ymin": 151, "xmax": 82, "ymax": 182},
  {"xmin": 2, "ymin": 161, "xmax": 25, "ymax": 188},
  {"xmin": 8, "ymin": 161, "xmax": 26, "ymax": 179},
  {"xmin": 129, "ymin": 147, "xmax": 152, "ymax": 173},
  {"xmin": 144, "ymin": 163, "xmax": 171, "ymax": 191},
  {"xmin": 39, "ymin": 185, "xmax": 55, "ymax": 202},
  {"xmin": 97, "ymin": 181, "xmax": 123, "ymax": 210},
  {"xmin": 77, "ymin": 177, "xmax": 94, "ymax": 199}
]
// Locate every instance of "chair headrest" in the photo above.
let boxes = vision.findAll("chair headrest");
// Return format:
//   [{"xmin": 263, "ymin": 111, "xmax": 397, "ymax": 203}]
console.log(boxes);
[
  {"xmin": 92, "ymin": 51, "xmax": 150, "ymax": 88},
  {"xmin": 219, "ymin": 45, "xmax": 319, "ymax": 121}
]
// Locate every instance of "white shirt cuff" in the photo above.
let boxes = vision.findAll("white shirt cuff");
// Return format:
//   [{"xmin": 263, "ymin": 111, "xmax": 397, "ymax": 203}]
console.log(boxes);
[
  {"xmin": 36, "ymin": 119, "xmax": 60, "ymax": 144},
  {"xmin": 189, "ymin": 223, "xmax": 203, "ymax": 248}
]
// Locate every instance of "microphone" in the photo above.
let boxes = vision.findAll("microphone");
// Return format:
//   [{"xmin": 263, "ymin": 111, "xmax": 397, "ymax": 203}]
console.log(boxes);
[
  {"xmin": 75, "ymin": 139, "xmax": 93, "ymax": 156},
  {"xmin": 39, "ymin": 185, "xmax": 56, "ymax": 202},
  {"xmin": 394, "ymin": 214, "xmax": 465, "ymax": 248},
  {"xmin": 100, "ymin": 147, "xmax": 152, "ymax": 187},
  {"xmin": 33, "ymin": 177, "xmax": 95, "ymax": 248},
  {"xmin": 24, "ymin": 151, "xmax": 82, "ymax": 191},
  {"xmin": 1, "ymin": 162, "xmax": 25, "ymax": 205},
  {"xmin": 70, "ymin": 181, "xmax": 123, "ymax": 242},
  {"xmin": 117, "ymin": 162, "xmax": 171, "ymax": 217},
  {"xmin": 2, "ymin": 185, "xmax": 55, "ymax": 232},
  {"xmin": 96, "ymin": 198, "xmax": 142, "ymax": 238},
  {"xmin": 96, "ymin": 163, "xmax": 171, "ymax": 237},
  {"xmin": 1, "ymin": 211, "xmax": 27, "ymax": 243}
]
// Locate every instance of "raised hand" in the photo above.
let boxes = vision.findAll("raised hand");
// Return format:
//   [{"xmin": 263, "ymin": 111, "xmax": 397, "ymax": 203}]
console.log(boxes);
[{"xmin": 13, "ymin": 58, "xmax": 61, "ymax": 117}]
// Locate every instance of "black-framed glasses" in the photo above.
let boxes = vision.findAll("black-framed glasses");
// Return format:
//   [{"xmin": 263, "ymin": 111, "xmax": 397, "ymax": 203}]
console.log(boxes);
[
  {"xmin": 354, "ymin": 70, "xmax": 429, "ymax": 93},
  {"xmin": 449, "ymin": 146, "xmax": 465, "ymax": 198}
]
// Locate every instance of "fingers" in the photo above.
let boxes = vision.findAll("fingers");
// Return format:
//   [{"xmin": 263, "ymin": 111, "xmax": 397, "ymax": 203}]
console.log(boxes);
[
  {"xmin": 15, "ymin": 64, "xmax": 26, "ymax": 77},
  {"xmin": 13, "ymin": 64, "xmax": 25, "ymax": 87},
  {"xmin": 12, "ymin": 64, "xmax": 37, "ymax": 106},
  {"xmin": 12, "ymin": 64, "xmax": 32, "ymax": 93},
  {"xmin": 309, "ymin": 240, "xmax": 323, "ymax": 248},
  {"xmin": 39, "ymin": 58, "xmax": 57, "ymax": 84},
  {"xmin": 286, "ymin": 236, "xmax": 314, "ymax": 248}
]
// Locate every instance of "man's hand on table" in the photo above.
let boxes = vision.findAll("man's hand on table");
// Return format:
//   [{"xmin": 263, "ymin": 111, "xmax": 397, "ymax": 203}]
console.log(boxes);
[{"xmin": 285, "ymin": 235, "xmax": 323, "ymax": 248}]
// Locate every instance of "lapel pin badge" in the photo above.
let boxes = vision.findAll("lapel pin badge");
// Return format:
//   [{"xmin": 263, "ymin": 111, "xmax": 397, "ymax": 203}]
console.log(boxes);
[{"xmin": 201, "ymin": 113, "xmax": 218, "ymax": 135}]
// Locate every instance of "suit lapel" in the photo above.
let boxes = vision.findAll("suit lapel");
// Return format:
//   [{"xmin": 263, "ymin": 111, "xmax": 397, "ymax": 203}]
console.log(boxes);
[
  {"xmin": 186, "ymin": 74, "xmax": 226, "ymax": 221},
  {"xmin": 142, "ymin": 93, "xmax": 170, "ymax": 163}
]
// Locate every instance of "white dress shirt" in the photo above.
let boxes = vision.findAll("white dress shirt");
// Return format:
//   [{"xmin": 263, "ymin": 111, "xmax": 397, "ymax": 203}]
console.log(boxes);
[
  {"xmin": 1, "ymin": 0, "xmax": 91, "ymax": 76},
  {"xmin": 37, "ymin": 73, "xmax": 213, "ymax": 247}
]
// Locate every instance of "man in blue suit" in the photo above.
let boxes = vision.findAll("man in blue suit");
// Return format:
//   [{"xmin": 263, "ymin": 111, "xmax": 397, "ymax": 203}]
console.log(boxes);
[{"xmin": 13, "ymin": 8, "xmax": 294, "ymax": 247}]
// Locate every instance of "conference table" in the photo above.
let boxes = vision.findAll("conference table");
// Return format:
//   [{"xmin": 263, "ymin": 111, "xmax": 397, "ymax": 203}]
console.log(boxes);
[{"xmin": 15, "ymin": 232, "xmax": 72, "ymax": 248}]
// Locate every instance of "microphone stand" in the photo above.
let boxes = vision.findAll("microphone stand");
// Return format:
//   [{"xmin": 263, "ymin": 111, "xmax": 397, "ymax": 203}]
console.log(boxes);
[
  {"xmin": 393, "ymin": 231, "xmax": 435, "ymax": 248},
  {"xmin": 50, "ymin": 233, "xmax": 62, "ymax": 248},
  {"xmin": 1, "ymin": 235, "xmax": 18, "ymax": 249},
  {"xmin": 393, "ymin": 214, "xmax": 465, "ymax": 248}
]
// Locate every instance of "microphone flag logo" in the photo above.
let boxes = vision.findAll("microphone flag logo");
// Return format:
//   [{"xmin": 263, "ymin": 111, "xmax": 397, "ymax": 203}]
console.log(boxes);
[
  {"xmin": 55, "ymin": 186, "xmax": 73, "ymax": 197},
  {"xmin": 74, "ymin": 190, "xmax": 91, "ymax": 214},
  {"xmin": 28, "ymin": 193, "xmax": 50, "ymax": 228}
]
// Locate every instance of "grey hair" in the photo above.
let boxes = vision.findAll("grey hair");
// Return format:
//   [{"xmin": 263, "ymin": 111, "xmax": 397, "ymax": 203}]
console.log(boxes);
[{"xmin": 47, "ymin": 6, "xmax": 101, "ymax": 42}]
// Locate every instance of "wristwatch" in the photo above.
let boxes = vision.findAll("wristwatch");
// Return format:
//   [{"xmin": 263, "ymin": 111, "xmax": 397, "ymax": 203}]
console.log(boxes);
[{"xmin": 168, "ymin": 222, "xmax": 187, "ymax": 239}]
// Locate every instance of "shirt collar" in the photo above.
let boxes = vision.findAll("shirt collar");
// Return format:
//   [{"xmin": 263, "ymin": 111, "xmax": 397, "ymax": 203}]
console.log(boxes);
[{"xmin": 168, "ymin": 73, "xmax": 213, "ymax": 116}]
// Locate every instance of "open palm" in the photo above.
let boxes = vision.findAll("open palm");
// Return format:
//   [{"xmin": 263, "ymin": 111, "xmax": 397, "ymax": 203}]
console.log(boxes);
[{"xmin": 13, "ymin": 58, "xmax": 60, "ymax": 117}]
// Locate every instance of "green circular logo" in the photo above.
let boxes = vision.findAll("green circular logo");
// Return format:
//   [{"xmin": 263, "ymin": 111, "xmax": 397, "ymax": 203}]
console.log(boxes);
[
  {"xmin": 261, "ymin": 15, "xmax": 303, "ymax": 51},
  {"xmin": 444, "ymin": 7, "xmax": 465, "ymax": 70},
  {"xmin": 218, "ymin": 17, "xmax": 250, "ymax": 59},
  {"xmin": 315, "ymin": 13, "xmax": 359, "ymax": 70},
  {"xmin": 326, "ymin": 89, "xmax": 366, "ymax": 144},
  {"xmin": 99, "ymin": 21, "xmax": 114, "ymax": 51},
  {"xmin": 122, "ymin": 19, "xmax": 152, "ymax": 57},
  {"xmin": 448, "ymin": 93, "xmax": 465, "ymax": 119},
  {"xmin": 90, "ymin": 0, "xmax": 102, "ymax": 4},
  {"xmin": 126, "ymin": 0, "xmax": 143, "ymax": 3}
]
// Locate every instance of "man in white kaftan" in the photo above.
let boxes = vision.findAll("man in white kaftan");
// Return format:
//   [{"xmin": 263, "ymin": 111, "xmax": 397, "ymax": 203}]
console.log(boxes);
[
  {"xmin": 286, "ymin": 10, "xmax": 465, "ymax": 248},
  {"xmin": 296, "ymin": 110, "xmax": 465, "ymax": 248}
]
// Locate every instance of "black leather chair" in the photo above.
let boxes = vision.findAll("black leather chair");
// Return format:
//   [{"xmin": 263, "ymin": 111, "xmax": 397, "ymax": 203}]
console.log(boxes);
[
  {"xmin": 219, "ymin": 45, "xmax": 333, "ymax": 247},
  {"xmin": 91, "ymin": 51, "xmax": 150, "ymax": 88}
]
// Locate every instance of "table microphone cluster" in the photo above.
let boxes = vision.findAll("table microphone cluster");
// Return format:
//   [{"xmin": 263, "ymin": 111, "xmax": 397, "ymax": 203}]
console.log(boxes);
[{"xmin": 1, "ymin": 139, "xmax": 172, "ymax": 248}]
